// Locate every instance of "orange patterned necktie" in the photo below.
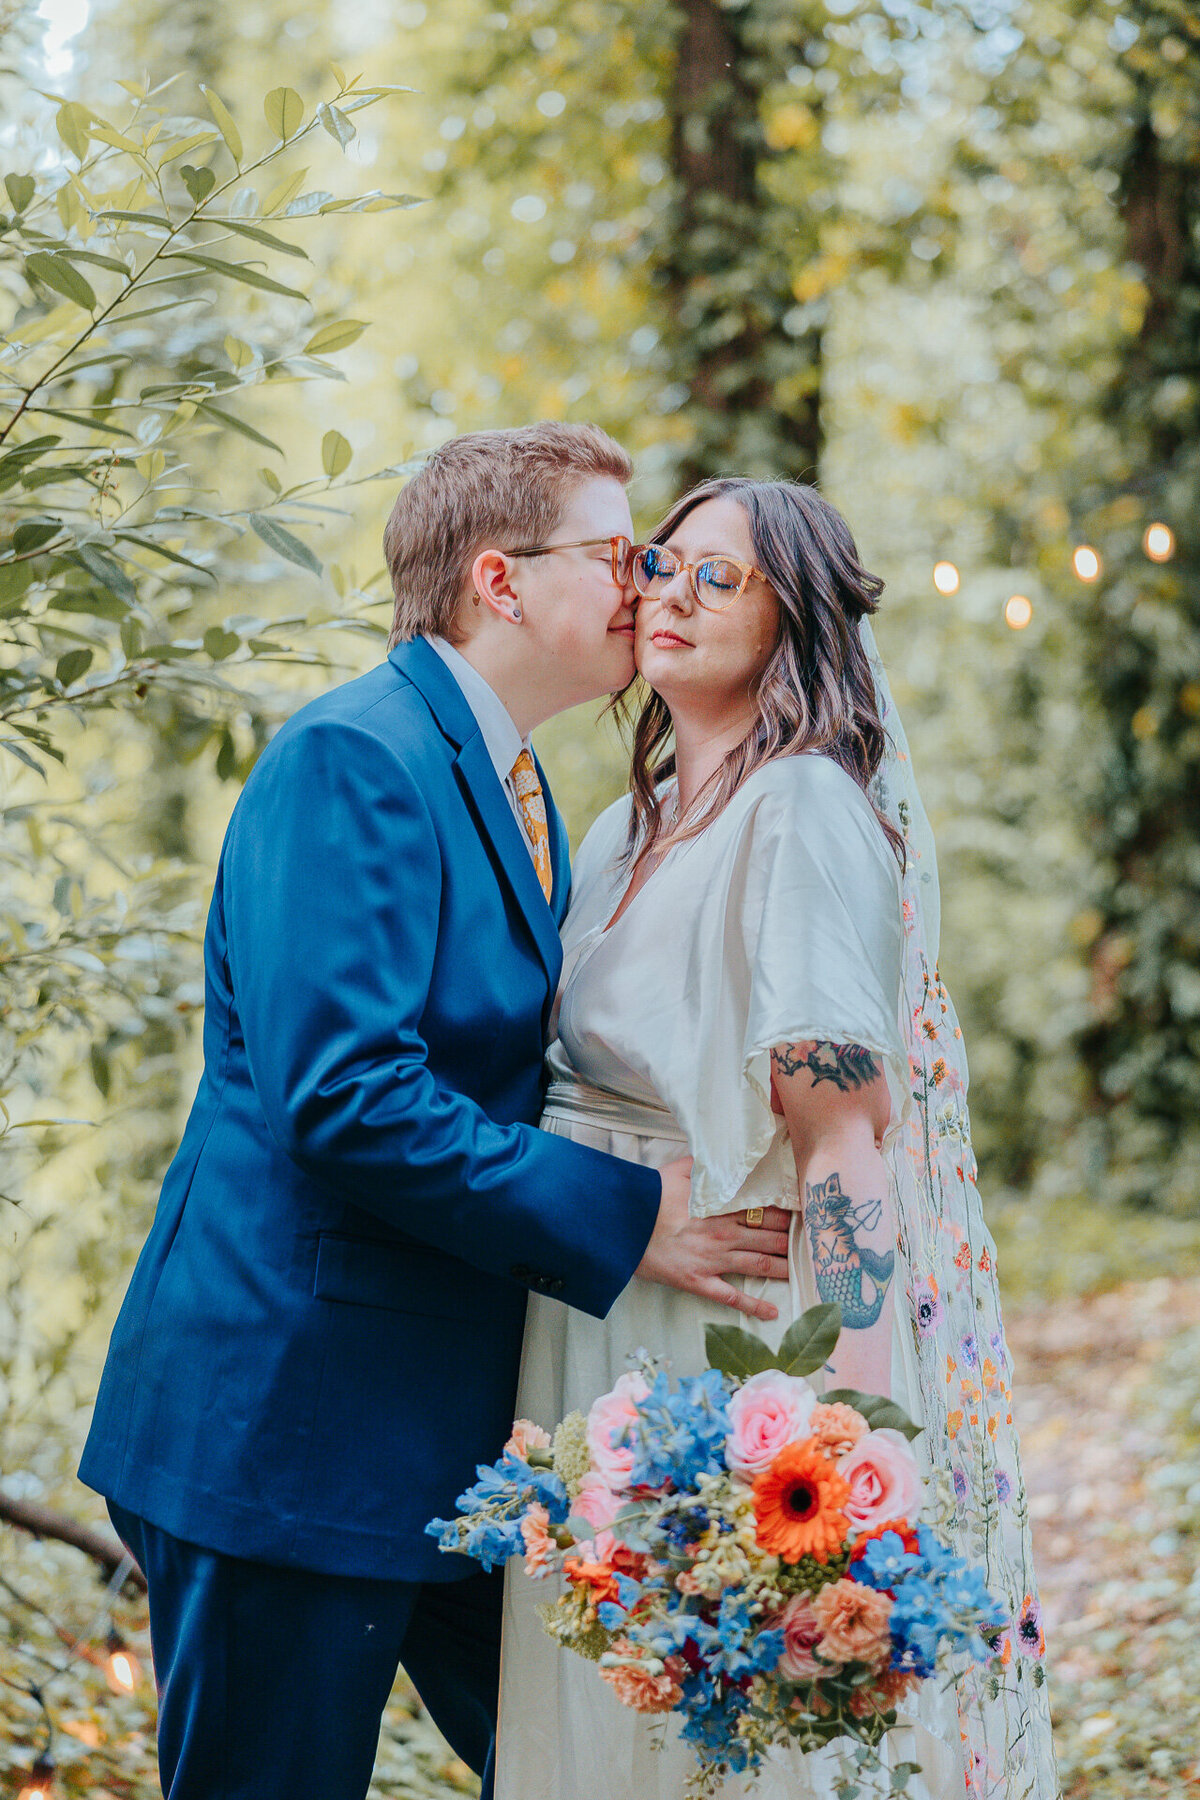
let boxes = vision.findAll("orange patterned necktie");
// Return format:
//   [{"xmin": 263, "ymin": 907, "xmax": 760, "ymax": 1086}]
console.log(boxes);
[{"xmin": 509, "ymin": 749, "xmax": 553, "ymax": 903}]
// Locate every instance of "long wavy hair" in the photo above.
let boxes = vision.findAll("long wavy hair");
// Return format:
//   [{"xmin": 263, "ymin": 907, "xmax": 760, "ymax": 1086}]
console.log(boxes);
[{"xmin": 622, "ymin": 477, "xmax": 904, "ymax": 869}]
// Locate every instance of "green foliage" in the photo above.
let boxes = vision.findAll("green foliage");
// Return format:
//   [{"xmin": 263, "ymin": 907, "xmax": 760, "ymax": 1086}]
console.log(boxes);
[
  {"xmin": 1071, "ymin": 1, "xmax": 1200, "ymax": 1207},
  {"xmin": 0, "ymin": 60, "xmax": 421, "ymax": 1786}
]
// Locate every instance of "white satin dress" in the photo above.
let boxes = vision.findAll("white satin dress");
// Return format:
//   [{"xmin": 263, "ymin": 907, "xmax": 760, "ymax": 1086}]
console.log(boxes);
[{"xmin": 495, "ymin": 756, "xmax": 965, "ymax": 1800}]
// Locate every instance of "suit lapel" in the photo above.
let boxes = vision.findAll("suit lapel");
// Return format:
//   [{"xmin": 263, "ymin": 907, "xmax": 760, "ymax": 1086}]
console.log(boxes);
[{"xmin": 389, "ymin": 638, "xmax": 563, "ymax": 988}]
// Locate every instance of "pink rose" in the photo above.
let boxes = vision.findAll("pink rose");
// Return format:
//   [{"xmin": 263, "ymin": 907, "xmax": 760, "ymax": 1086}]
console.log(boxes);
[
  {"xmin": 575, "ymin": 1472, "xmax": 622, "ymax": 1534},
  {"xmin": 777, "ymin": 1592, "xmax": 824, "ymax": 1680},
  {"xmin": 586, "ymin": 1371, "xmax": 650, "ymax": 1490},
  {"xmin": 839, "ymin": 1429, "xmax": 922, "ymax": 1531},
  {"xmin": 726, "ymin": 1369, "xmax": 816, "ymax": 1478}
]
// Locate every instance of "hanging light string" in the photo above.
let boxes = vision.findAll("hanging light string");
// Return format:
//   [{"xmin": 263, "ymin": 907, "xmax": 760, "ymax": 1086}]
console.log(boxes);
[{"xmin": 0, "ymin": 1551, "xmax": 141, "ymax": 1795}]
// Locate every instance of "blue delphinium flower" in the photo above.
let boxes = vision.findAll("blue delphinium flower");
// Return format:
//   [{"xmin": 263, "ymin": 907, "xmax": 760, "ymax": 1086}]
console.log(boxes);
[
  {"xmin": 462, "ymin": 1517, "xmax": 524, "ymax": 1572},
  {"xmin": 888, "ymin": 1579, "xmax": 945, "ymax": 1678},
  {"xmin": 623, "ymin": 1368, "xmax": 731, "ymax": 1489},
  {"xmin": 853, "ymin": 1530, "xmax": 922, "ymax": 1591}
]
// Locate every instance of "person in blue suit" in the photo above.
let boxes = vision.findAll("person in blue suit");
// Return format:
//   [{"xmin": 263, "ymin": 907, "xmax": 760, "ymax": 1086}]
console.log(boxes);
[{"xmin": 80, "ymin": 422, "xmax": 792, "ymax": 1799}]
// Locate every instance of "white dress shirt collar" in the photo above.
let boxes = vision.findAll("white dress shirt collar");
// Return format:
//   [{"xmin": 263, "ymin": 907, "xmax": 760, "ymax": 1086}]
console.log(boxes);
[{"xmin": 424, "ymin": 633, "xmax": 530, "ymax": 787}]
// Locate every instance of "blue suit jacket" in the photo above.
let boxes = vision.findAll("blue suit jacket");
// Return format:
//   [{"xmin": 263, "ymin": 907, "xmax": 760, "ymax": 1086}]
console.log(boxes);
[{"xmin": 79, "ymin": 639, "xmax": 660, "ymax": 1580}]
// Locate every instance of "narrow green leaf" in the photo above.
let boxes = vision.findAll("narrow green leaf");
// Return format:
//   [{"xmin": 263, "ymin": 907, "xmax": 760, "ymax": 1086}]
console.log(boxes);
[
  {"xmin": 56, "ymin": 647, "xmax": 93, "ymax": 687},
  {"xmin": 262, "ymin": 166, "xmax": 309, "ymax": 215},
  {"xmin": 27, "ymin": 407, "xmax": 135, "ymax": 439},
  {"xmin": 55, "ymin": 101, "xmax": 92, "ymax": 161},
  {"xmin": 93, "ymin": 208, "xmax": 173, "ymax": 231},
  {"xmin": 248, "ymin": 512, "xmax": 322, "ymax": 575},
  {"xmin": 215, "ymin": 730, "xmax": 238, "ymax": 779},
  {"xmin": 284, "ymin": 190, "xmax": 335, "ymax": 217},
  {"xmin": 777, "ymin": 1302, "xmax": 842, "ymax": 1378},
  {"xmin": 50, "ymin": 246, "xmax": 130, "ymax": 274},
  {"xmin": 821, "ymin": 1388, "xmax": 923, "ymax": 1442},
  {"xmin": 25, "ymin": 250, "xmax": 96, "ymax": 310},
  {"xmin": 317, "ymin": 100, "xmax": 356, "ymax": 148},
  {"xmin": 114, "ymin": 531, "xmax": 213, "ymax": 576},
  {"xmin": 703, "ymin": 1322, "xmax": 775, "ymax": 1382},
  {"xmin": 10, "ymin": 518, "xmax": 63, "ymax": 555},
  {"xmin": 179, "ymin": 164, "xmax": 217, "ymax": 205},
  {"xmin": 1, "ymin": 738, "xmax": 46, "ymax": 777},
  {"xmin": 264, "ymin": 87, "xmax": 305, "ymax": 141},
  {"xmin": 160, "ymin": 251, "xmax": 307, "ymax": 300},
  {"xmin": 217, "ymin": 218, "xmax": 309, "ymax": 260},
  {"xmin": 50, "ymin": 589, "xmax": 128, "ymax": 620},
  {"xmin": 321, "ymin": 430, "xmax": 352, "ymax": 477},
  {"xmin": 120, "ymin": 617, "xmax": 142, "ymax": 657},
  {"xmin": 318, "ymin": 191, "xmax": 427, "ymax": 214},
  {"xmin": 197, "ymin": 402, "xmax": 283, "ymax": 454},
  {"xmin": 200, "ymin": 84, "xmax": 243, "ymax": 163},
  {"xmin": 303, "ymin": 319, "xmax": 367, "ymax": 355},
  {"xmin": 72, "ymin": 543, "xmax": 136, "ymax": 603},
  {"xmin": 5, "ymin": 173, "xmax": 35, "ymax": 212},
  {"xmin": 156, "ymin": 132, "xmax": 219, "ymax": 167},
  {"xmin": 259, "ymin": 466, "xmax": 283, "ymax": 494}
]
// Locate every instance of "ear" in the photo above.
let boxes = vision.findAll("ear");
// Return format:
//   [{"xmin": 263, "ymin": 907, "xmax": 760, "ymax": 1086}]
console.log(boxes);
[{"xmin": 471, "ymin": 548, "xmax": 524, "ymax": 625}]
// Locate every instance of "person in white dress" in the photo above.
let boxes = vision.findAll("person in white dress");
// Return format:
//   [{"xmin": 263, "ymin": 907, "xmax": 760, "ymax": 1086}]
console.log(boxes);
[{"xmin": 496, "ymin": 478, "xmax": 1059, "ymax": 1800}]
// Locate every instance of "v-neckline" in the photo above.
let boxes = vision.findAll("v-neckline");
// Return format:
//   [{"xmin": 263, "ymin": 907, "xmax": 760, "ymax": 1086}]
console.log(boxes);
[{"xmin": 599, "ymin": 784, "xmax": 684, "ymax": 935}]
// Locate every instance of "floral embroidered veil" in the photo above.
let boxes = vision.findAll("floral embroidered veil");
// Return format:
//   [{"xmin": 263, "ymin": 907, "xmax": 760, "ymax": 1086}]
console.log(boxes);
[{"xmin": 861, "ymin": 620, "xmax": 1060, "ymax": 1799}]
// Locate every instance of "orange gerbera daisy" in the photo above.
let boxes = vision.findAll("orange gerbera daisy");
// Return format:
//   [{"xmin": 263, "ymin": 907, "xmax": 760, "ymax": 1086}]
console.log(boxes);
[{"xmin": 752, "ymin": 1440, "xmax": 850, "ymax": 1563}]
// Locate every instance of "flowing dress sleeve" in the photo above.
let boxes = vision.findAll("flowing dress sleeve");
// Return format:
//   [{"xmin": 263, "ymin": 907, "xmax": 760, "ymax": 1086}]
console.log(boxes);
[{"xmin": 684, "ymin": 756, "xmax": 909, "ymax": 1218}]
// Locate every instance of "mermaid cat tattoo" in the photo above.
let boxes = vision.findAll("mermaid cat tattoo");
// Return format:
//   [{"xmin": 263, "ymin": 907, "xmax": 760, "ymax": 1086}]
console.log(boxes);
[{"xmin": 803, "ymin": 1171, "xmax": 895, "ymax": 1329}]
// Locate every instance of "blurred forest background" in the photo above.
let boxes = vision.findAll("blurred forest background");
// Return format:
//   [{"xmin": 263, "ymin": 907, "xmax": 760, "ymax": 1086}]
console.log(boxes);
[{"xmin": 1, "ymin": 0, "xmax": 1197, "ymax": 1794}]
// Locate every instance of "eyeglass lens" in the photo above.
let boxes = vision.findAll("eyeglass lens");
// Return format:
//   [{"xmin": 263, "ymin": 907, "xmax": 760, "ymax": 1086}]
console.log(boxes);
[{"xmin": 631, "ymin": 547, "xmax": 746, "ymax": 610}]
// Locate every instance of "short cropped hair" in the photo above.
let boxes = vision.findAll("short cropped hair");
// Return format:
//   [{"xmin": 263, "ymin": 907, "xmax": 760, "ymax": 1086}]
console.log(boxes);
[{"xmin": 384, "ymin": 422, "xmax": 633, "ymax": 648}]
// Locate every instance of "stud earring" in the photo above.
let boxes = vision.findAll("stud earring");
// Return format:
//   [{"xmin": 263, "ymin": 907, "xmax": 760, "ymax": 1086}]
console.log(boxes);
[{"xmin": 512, "ymin": 606, "xmax": 522, "ymax": 621}]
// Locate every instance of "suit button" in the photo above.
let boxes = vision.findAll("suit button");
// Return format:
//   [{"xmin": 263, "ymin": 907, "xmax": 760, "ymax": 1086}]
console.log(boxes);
[
  {"xmin": 510, "ymin": 1263, "xmax": 535, "ymax": 1283},
  {"xmin": 546, "ymin": 1277, "xmax": 566, "ymax": 1294}
]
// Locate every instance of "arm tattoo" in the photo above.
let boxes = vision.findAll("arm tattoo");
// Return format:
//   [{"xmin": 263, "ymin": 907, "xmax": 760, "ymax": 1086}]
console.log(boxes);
[
  {"xmin": 804, "ymin": 1171, "xmax": 894, "ymax": 1330},
  {"xmin": 773, "ymin": 1040, "xmax": 881, "ymax": 1092}
]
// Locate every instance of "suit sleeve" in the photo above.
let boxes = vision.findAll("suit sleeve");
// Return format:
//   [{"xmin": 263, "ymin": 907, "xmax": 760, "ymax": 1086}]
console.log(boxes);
[{"xmin": 223, "ymin": 716, "xmax": 660, "ymax": 1319}]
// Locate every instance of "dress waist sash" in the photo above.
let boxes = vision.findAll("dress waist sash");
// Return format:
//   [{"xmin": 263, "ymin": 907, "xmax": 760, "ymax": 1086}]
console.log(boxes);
[{"xmin": 541, "ymin": 1077, "xmax": 688, "ymax": 1144}]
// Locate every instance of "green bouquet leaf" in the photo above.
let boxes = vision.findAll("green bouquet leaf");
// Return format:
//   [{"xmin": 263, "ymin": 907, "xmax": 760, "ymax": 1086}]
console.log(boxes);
[
  {"xmin": 777, "ymin": 1303, "xmax": 842, "ymax": 1377},
  {"xmin": 704, "ymin": 1323, "xmax": 776, "ymax": 1381}
]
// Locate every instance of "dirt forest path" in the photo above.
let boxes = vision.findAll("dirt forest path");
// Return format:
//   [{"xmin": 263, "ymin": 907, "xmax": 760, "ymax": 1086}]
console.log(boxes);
[{"xmin": 1006, "ymin": 1277, "xmax": 1200, "ymax": 1798}]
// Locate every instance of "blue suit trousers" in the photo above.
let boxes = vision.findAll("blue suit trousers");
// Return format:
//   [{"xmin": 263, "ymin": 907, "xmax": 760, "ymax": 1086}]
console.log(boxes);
[{"xmin": 108, "ymin": 1503, "xmax": 499, "ymax": 1800}]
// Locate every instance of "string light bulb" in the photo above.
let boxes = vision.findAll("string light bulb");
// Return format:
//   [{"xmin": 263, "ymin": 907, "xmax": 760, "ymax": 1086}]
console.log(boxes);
[
  {"xmin": 1004, "ymin": 595, "xmax": 1033, "ymax": 630},
  {"xmin": 1143, "ymin": 522, "xmax": 1175, "ymax": 562},
  {"xmin": 17, "ymin": 1755, "xmax": 57, "ymax": 1800},
  {"xmin": 932, "ymin": 560, "xmax": 960, "ymax": 596},
  {"xmin": 1072, "ymin": 545, "xmax": 1101, "ymax": 581},
  {"xmin": 104, "ymin": 1628, "xmax": 143, "ymax": 1695}
]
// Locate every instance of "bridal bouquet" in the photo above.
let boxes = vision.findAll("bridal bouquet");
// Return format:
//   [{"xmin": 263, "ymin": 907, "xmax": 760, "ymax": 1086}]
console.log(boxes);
[{"xmin": 428, "ymin": 1305, "xmax": 1006, "ymax": 1794}]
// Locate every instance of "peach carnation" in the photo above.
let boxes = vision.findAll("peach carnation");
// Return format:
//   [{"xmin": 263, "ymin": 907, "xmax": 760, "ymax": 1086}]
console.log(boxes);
[
  {"xmin": 813, "ymin": 1578, "xmax": 893, "ymax": 1667},
  {"xmin": 752, "ymin": 1441, "xmax": 850, "ymax": 1563},
  {"xmin": 505, "ymin": 1418, "xmax": 551, "ymax": 1460},
  {"xmin": 600, "ymin": 1639, "xmax": 683, "ymax": 1714},
  {"xmin": 520, "ymin": 1503, "xmax": 554, "ymax": 1578},
  {"xmin": 808, "ymin": 1402, "xmax": 869, "ymax": 1458}
]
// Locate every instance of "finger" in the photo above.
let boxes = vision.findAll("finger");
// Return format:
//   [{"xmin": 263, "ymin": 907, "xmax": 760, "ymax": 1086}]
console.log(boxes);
[
  {"xmin": 758, "ymin": 1206, "xmax": 797, "ymax": 1231},
  {"xmin": 726, "ymin": 1251, "xmax": 791, "ymax": 1282},
  {"xmin": 731, "ymin": 1229, "xmax": 790, "ymax": 1260},
  {"xmin": 702, "ymin": 1278, "xmax": 780, "ymax": 1323}
]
